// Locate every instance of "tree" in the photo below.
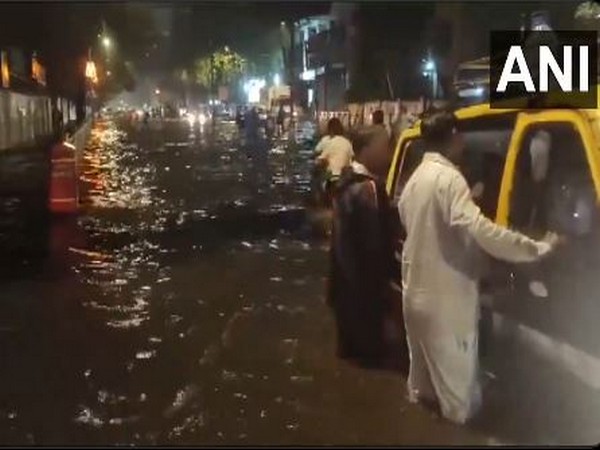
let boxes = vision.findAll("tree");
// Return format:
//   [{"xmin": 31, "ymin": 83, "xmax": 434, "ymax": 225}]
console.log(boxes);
[
  {"xmin": 575, "ymin": 1, "xmax": 600, "ymax": 29},
  {"xmin": 193, "ymin": 47, "xmax": 246, "ymax": 90}
]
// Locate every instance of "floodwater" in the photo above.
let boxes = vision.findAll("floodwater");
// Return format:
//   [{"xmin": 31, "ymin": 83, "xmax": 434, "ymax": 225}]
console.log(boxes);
[{"xmin": 0, "ymin": 116, "xmax": 598, "ymax": 445}]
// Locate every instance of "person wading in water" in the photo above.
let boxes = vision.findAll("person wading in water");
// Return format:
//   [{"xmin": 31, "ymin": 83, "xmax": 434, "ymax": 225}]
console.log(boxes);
[{"xmin": 327, "ymin": 125, "xmax": 400, "ymax": 368}]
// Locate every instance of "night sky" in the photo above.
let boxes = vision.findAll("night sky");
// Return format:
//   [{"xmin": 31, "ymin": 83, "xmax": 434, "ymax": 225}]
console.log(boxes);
[
  {"xmin": 204, "ymin": 1, "xmax": 331, "ymax": 21},
  {"xmin": 164, "ymin": 2, "xmax": 329, "ymax": 68},
  {"xmin": 247, "ymin": 1, "xmax": 331, "ymax": 21}
]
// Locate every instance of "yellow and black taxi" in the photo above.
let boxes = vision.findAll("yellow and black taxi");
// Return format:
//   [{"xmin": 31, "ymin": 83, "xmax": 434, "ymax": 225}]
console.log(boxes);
[{"xmin": 386, "ymin": 95, "xmax": 600, "ymax": 360}]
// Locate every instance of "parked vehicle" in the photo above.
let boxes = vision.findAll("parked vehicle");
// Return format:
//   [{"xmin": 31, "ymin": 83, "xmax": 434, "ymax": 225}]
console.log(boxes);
[
  {"xmin": 387, "ymin": 95, "xmax": 600, "ymax": 362},
  {"xmin": 453, "ymin": 56, "xmax": 489, "ymax": 107}
]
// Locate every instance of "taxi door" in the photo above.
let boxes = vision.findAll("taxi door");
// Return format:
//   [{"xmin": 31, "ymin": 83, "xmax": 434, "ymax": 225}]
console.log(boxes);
[{"xmin": 491, "ymin": 110, "xmax": 600, "ymax": 357}]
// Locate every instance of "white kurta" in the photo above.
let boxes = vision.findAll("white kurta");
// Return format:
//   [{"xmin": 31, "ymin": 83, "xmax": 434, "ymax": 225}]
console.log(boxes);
[
  {"xmin": 315, "ymin": 135, "xmax": 354, "ymax": 177},
  {"xmin": 398, "ymin": 152, "xmax": 551, "ymax": 424}
]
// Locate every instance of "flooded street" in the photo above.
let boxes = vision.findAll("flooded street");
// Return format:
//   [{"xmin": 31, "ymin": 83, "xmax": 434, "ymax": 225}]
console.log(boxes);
[{"xmin": 0, "ymin": 116, "xmax": 598, "ymax": 445}]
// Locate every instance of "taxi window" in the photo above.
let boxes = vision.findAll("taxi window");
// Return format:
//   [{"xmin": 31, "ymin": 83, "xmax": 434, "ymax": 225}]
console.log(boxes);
[
  {"xmin": 460, "ymin": 129, "xmax": 512, "ymax": 219},
  {"xmin": 392, "ymin": 138, "xmax": 426, "ymax": 204},
  {"xmin": 510, "ymin": 122, "xmax": 597, "ymax": 237},
  {"xmin": 392, "ymin": 129, "xmax": 511, "ymax": 219}
]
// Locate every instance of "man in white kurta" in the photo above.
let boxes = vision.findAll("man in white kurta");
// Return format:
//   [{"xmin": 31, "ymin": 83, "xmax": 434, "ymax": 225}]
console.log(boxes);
[
  {"xmin": 315, "ymin": 118, "xmax": 354, "ymax": 178},
  {"xmin": 398, "ymin": 111, "xmax": 556, "ymax": 424}
]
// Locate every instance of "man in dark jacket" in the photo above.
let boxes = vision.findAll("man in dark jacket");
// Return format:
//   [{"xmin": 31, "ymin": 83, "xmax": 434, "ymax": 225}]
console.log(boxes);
[{"xmin": 327, "ymin": 125, "xmax": 401, "ymax": 367}]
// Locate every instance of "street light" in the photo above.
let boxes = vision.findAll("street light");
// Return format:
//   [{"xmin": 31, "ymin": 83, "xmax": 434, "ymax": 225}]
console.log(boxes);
[
  {"xmin": 155, "ymin": 88, "xmax": 161, "ymax": 95},
  {"xmin": 422, "ymin": 56, "xmax": 438, "ymax": 101},
  {"xmin": 102, "ymin": 36, "xmax": 111, "ymax": 49}
]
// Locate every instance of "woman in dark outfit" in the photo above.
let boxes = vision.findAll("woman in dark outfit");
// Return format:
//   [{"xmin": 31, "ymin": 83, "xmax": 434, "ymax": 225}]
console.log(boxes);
[{"xmin": 327, "ymin": 125, "xmax": 400, "ymax": 367}]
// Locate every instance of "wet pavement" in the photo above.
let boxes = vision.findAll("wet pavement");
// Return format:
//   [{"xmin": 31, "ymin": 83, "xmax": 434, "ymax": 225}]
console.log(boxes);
[{"xmin": 0, "ymin": 116, "xmax": 598, "ymax": 445}]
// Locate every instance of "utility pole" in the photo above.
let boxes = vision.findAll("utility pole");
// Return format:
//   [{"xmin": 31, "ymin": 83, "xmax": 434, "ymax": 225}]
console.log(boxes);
[
  {"xmin": 101, "ymin": 19, "xmax": 110, "ymax": 66},
  {"xmin": 281, "ymin": 21, "xmax": 295, "ymax": 125},
  {"xmin": 385, "ymin": 67, "xmax": 394, "ymax": 100},
  {"xmin": 181, "ymin": 69, "xmax": 189, "ymax": 109},
  {"xmin": 520, "ymin": 13, "xmax": 528, "ymax": 42},
  {"xmin": 289, "ymin": 24, "xmax": 295, "ymax": 124},
  {"xmin": 209, "ymin": 39, "xmax": 216, "ymax": 130}
]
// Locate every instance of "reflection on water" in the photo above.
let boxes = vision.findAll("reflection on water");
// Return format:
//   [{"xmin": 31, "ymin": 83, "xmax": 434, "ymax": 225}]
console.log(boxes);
[
  {"xmin": 2, "ymin": 117, "xmax": 596, "ymax": 445},
  {"xmin": 0, "ymin": 117, "xmax": 345, "ymax": 445}
]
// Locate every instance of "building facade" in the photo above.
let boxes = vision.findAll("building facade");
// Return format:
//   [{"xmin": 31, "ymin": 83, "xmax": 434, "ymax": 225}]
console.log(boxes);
[
  {"xmin": 292, "ymin": 15, "xmax": 331, "ymax": 110},
  {"xmin": 292, "ymin": 3, "xmax": 358, "ymax": 112}
]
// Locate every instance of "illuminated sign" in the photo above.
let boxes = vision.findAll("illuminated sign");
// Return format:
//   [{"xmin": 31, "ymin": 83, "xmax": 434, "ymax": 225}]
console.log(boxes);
[
  {"xmin": 490, "ymin": 30, "xmax": 597, "ymax": 109},
  {"xmin": 85, "ymin": 60, "xmax": 98, "ymax": 84},
  {"xmin": 244, "ymin": 78, "xmax": 266, "ymax": 103},
  {"xmin": 300, "ymin": 69, "xmax": 315, "ymax": 81}
]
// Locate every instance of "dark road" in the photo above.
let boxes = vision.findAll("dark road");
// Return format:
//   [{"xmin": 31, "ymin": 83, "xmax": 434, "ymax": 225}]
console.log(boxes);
[{"xmin": 0, "ymin": 116, "xmax": 598, "ymax": 445}]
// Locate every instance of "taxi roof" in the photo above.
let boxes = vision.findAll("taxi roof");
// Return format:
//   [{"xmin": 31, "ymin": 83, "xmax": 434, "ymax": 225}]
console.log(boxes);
[
  {"xmin": 409, "ymin": 87, "xmax": 600, "ymax": 131},
  {"xmin": 407, "ymin": 104, "xmax": 517, "ymax": 132}
]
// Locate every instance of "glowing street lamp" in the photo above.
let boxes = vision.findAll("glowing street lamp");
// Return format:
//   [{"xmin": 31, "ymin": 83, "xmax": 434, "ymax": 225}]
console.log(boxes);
[
  {"xmin": 102, "ymin": 36, "xmax": 112, "ymax": 49},
  {"xmin": 155, "ymin": 88, "xmax": 161, "ymax": 95}
]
